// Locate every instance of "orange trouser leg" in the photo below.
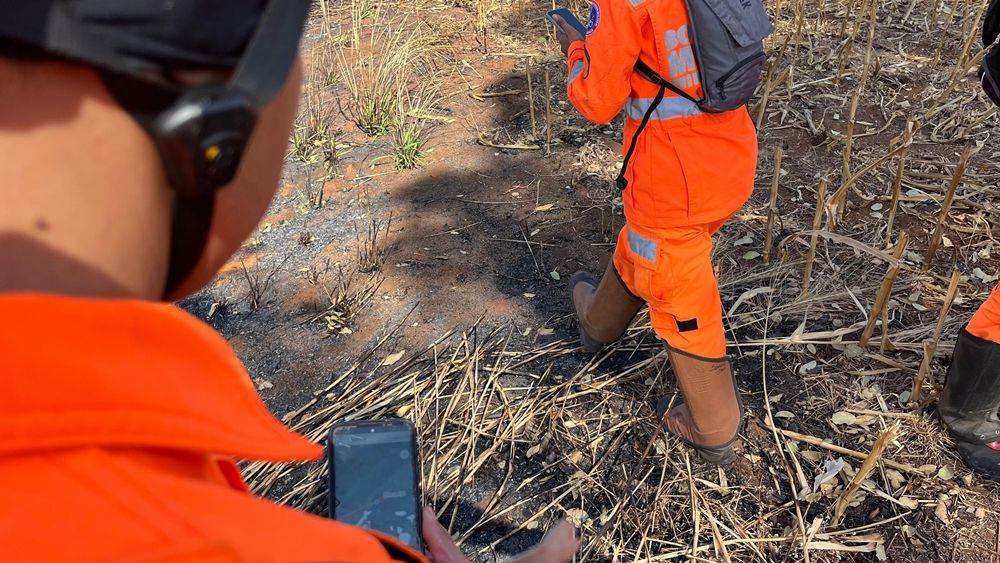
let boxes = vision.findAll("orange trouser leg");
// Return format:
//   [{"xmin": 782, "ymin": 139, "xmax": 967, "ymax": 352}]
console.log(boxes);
[
  {"xmin": 612, "ymin": 219, "xmax": 728, "ymax": 357},
  {"xmin": 967, "ymin": 284, "xmax": 1000, "ymax": 344}
]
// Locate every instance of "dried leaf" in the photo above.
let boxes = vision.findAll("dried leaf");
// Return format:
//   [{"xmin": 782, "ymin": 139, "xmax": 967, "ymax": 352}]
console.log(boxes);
[
  {"xmin": 813, "ymin": 457, "xmax": 846, "ymax": 492},
  {"xmin": 799, "ymin": 360, "xmax": 818, "ymax": 374},
  {"xmin": 885, "ymin": 469, "xmax": 905, "ymax": 489},
  {"xmin": 382, "ymin": 351, "xmax": 406, "ymax": 366},
  {"xmin": 533, "ymin": 203, "xmax": 555, "ymax": 212},
  {"xmin": 937, "ymin": 466, "xmax": 954, "ymax": 481},
  {"xmin": 564, "ymin": 508, "xmax": 588, "ymax": 525},
  {"xmin": 774, "ymin": 411, "xmax": 796, "ymax": 419},
  {"xmin": 742, "ymin": 250, "xmax": 761, "ymax": 260},
  {"xmin": 550, "ymin": 270, "xmax": 561, "ymax": 281},
  {"xmin": 854, "ymin": 415, "xmax": 877, "ymax": 426},
  {"xmin": 800, "ymin": 450, "xmax": 823, "ymax": 463},
  {"xmin": 734, "ymin": 234, "xmax": 755, "ymax": 246},
  {"xmin": 526, "ymin": 444, "xmax": 541, "ymax": 458},
  {"xmin": 935, "ymin": 499, "xmax": 951, "ymax": 525},
  {"xmin": 537, "ymin": 327, "xmax": 554, "ymax": 336},
  {"xmin": 831, "ymin": 411, "xmax": 857, "ymax": 425},
  {"xmin": 974, "ymin": 267, "xmax": 999, "ymax": 283},
  {"xmin": 727, "ymin": 286, "xmax": 773, "ymax": 317},
  {"xmin": 844, "ymin": 343, "xmax": 864, "ymax": 358},
  {"xmin": 653, "ymin": 438, "xmax": 667, "ymax": 456}
]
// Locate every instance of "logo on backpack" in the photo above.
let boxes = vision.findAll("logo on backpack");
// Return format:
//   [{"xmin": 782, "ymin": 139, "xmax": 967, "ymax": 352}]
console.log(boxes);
[{"xmin": 586, "ymin": 3, "xmax": 600, "ymax": 36}]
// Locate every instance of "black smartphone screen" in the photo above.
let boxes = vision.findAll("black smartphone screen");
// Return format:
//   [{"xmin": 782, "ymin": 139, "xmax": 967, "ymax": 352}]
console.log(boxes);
[{"xmin": 328, "ymin": 420, "xmax": 422, "ymax": 551}]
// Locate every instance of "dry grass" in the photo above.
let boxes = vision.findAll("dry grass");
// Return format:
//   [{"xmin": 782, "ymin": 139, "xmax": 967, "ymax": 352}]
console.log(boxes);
[
  {"xmin": 333, "ymin": 1, "xmax": 441, "ymax": 137},
  {"xmin": 250, "ymin": 0, "xmax": 1000, "ymax": 560}
]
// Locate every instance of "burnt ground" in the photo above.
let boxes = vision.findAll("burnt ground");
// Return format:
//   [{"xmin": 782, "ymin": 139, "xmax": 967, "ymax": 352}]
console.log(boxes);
[{"xmin": 183, "ymin": 0, "xmax": 1000, "ymax": 561}]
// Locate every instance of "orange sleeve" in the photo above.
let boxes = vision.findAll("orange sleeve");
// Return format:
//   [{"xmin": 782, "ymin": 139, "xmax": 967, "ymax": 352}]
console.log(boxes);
[{"xmin": 566, "ymin": 0, "xmax": 645, "ymax": 124}]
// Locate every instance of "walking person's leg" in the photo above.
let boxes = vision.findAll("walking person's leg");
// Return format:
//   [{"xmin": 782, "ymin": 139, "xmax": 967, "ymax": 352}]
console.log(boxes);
[
  {"xmin": 644, "ymin": 220, "xmax": 741, "ymax": 464},
  {"xmin": 570, "ymin": 227, "xmax": 645, "ymax": 353},
  {"xmin": 571, "ymin": 219, "xmax": 742, "ymax": 464},
  {"xmin": 939, "ymin": 285, "xmax": 1000, "ymax": 480}
]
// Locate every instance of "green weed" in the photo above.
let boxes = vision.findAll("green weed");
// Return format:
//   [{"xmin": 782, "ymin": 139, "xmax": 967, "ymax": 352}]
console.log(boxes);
[{"xmin": 393, "ymin": 124, "xmax": 425, "ymax": 170}]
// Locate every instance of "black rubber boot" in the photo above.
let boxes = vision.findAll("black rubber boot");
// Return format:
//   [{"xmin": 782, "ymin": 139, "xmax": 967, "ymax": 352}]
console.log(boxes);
[
  {"xmin": 569, "ymin": 261, "xmax": 644, "ymax": 353},
  {"xmin": 939, "ymin": 326, "xmax": 1000, "ymax": 481}
]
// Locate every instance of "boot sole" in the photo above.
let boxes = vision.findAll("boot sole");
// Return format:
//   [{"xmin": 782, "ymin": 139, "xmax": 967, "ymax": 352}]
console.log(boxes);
[
  {"xmin": 655, "ymin": 396, "xmax": 740, "ymax": 466},
  {"xmin": 569, "ymin": 271, "xmax": 609, "ymax": 354},
  {"xmin": 953, "ymin": 439, "xmax": 1000, "ymax": 482}
]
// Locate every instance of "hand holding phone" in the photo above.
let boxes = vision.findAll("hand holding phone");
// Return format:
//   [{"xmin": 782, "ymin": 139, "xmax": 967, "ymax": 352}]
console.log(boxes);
[
  {"xmin": 545, "ymin": 8, "xmax": 587, "ymax": 37},
  {"xmin": 328, "ymin": 418, "xmax": 580, "ymax": 562},
  {"xmin": 328, "ymin": 419, "xmax": 423, "ymax": 551},
  {"xmin": 546, "ymin": 8, "xmax": 586, "ymax": 57}
]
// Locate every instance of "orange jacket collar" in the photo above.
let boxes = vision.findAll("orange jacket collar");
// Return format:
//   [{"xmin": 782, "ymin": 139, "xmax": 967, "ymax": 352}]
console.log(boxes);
[{"xmin": 0, "ymin": 293, "xmax": 321, "ymax": 462}]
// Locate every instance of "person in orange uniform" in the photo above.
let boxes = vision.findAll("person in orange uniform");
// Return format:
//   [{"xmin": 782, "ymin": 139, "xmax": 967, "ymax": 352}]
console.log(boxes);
[
  {"xmin": 553, "ymin": 0, "xmax": 758, "ymax": 464},
  {"xmin": 940, "ymin": 293, "xmax": 1000, "ymax": 480},
  {"xmin": 0, "ymin": 2, "xmax": 576, "ymax": 561},
  {"xmin": 937, "ymin": 0, "xmax": 1000, "ymax": 481}
]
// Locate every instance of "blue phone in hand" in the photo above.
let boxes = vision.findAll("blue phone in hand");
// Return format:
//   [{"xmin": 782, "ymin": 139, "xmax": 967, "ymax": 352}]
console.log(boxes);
[{"xmin": 546, "ymin": 8, "xmax": 587, "ymax": 37}]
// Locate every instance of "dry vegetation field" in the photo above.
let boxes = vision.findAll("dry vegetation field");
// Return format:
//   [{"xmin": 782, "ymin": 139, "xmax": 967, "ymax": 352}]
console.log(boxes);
[{"xmin": 182, "ymin": 0, "xmax": 1000, "ymax": 560}]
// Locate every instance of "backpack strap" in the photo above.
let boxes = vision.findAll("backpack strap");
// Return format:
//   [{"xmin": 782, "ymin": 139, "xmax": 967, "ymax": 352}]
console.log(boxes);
[
  {"xmin": 634, "ymin": 60, "xmax": 700, "ymax": 105},
  {"xmin": 615, "ymin": 79, "xmax": 664, "ymax": 191},
  {"xmin": 615, "ymin": 60, "xmax": 699, "ymax": 191}
]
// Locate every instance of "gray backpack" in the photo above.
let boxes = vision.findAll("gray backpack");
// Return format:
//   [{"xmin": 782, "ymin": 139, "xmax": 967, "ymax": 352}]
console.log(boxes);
[{"xmin": 616, "ymin": 0, "xmax": 773, "ymax": 190}]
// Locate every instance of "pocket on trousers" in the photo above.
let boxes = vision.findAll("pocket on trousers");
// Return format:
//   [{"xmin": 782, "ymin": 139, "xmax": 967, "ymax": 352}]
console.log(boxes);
[{"xmin": 625, "ymin": 228, "xmax": 673, "ymax": 307}]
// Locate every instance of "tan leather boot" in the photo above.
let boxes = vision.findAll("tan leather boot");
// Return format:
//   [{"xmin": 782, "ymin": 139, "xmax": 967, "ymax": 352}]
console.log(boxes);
[
  {"xmin": 570, "ymin": 261, "xmax": 644, "ymax": 353},
  {"xmin": 656, "ymin": 348, "xmax": 743, "ymax": 465}
]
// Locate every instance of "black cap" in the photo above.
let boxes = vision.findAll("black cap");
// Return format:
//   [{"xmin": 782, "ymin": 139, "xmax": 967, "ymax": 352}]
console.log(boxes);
[{"xmin": 0, "ymin": 1, "xmax": 270, "ymax": 75}]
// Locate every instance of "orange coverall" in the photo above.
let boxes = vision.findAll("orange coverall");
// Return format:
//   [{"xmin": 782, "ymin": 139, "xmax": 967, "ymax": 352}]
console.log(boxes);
[
  {"xmin": 968, "ymin": 286, "xmax": 1000, "ymax": 343},
  {"xmin": 566, "ymin": 0, "xmax": 758, "ymax": 357},
  {"xmin": 0, "ymin": 294, "xmax": 426, "ymax": 562}
]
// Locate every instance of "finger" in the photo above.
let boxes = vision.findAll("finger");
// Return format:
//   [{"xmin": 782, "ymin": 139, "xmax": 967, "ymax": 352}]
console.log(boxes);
[
  {"xmin": 421, "ymin": 507, "xmax": 470, "ymax": 563},
  {"xmin": 551, "ymin": 15, "xmax": 571, "ymax": 36},
  {"xmin": 507, "ymin": 520, "xmax": 578, "ymax": 563}
]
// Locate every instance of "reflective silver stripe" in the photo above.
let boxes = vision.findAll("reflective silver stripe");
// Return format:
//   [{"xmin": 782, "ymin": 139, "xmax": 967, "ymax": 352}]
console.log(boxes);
[
  {"xmin": 625, "ymin": 95, "xmax": 701, "ymax": 121},
  {"xmin": 568, "ymin": 60, "xmax": 584, "ymax": 84},
  {"xmin": 627, "ymin": 228, "xmax": 657, "ymax": 262}
]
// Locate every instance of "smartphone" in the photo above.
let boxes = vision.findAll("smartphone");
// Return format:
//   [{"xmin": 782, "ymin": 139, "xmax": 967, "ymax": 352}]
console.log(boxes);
[
  {"xmin": 545, "ymin": 8, "xmax": 587, "ymax": 37},
  {"xmin": 327, "ymin": 419, "xmax": 423, "ymax": 551}
]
